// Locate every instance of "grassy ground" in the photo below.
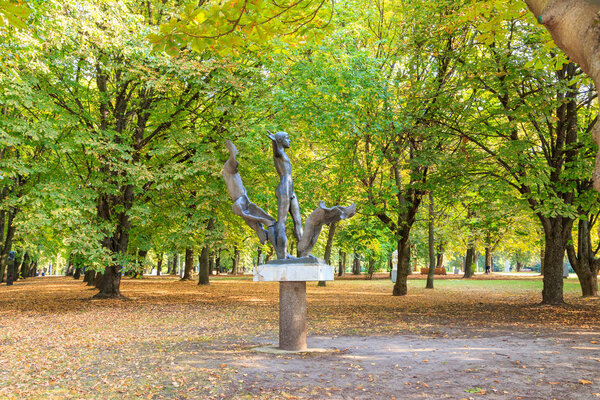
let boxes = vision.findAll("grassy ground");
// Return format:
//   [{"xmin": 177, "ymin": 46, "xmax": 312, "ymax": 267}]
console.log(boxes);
[{"xmin": 0, "ymin": 274, "xmax": 598, "ymax": 399}]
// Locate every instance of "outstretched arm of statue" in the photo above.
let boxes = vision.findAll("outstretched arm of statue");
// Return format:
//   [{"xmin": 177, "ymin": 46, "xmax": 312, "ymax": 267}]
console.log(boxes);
[{"xmin": 223, "ymin": 140, "xmax": 239, "ymax": 174}]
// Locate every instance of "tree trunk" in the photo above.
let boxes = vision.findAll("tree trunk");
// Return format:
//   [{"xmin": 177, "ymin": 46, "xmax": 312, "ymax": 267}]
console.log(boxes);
[
  {"xmin": 83, "ymin": 269, "xmax": 93, "ymax": 284},
  {"xmin": 323, "ymin": 222, "xmax": 337, "ymax": 264},
  {"xmin": 19, "ymin": 252, "xmax": 30, "ymax": 280},
  {"xmin": 540, "ymin": 246, "xmax": 545, "ymax": 276},
  {"xmin": 0, "ymin": 207, "xmax": 5, "ymax": 283},
  {"xmin": 73, "ymin": 267, "xmax": 82, "ymax": 280},
  {"xmin": 516, "ymin": 260, "xmax": 523, "ymax": 272},
  {"xmin": 208, "ymin": 254, "xmax": 214, "ymax": 276},
  {"xmin": 170, "ymin": 253, "xmax": 178, "ymax": 275},
  {"xmin": 426, "ymin": 191, "xmax": 435, "ymax": 289},
  {"xmin": 198, "ymin": 246, "xmax": 210, "ymax": 285},
  {"xmin": 436, "ymin": 244, "xmax": 444, "ymax": 269},
  {"xmin": 338, "ymin": 250, "xmax": 346, "ymax": 277},
  {"xmin": 181, "ymin": 248, "xmax": 193, "ymax": 281},
  {"xmin": 463, "ymin": 243, "xmax": 475, "ymax": 278},
  {"xmin": 256, "ymin": 248, "xmax": 262, "ymax": 267},
  {"xmin": 65, "ymin": 254, "xmax": 74, "ymax": 277},
  {"xmin": 352, "ymin": 253, "xmax": 361, "ymax": 275},
  {"xmin": 215, "ymin": 250, "xmax": 221, "ymax": 274},
  {"xmin": 412, "ymin": 243, "xmax": 418, "ymax": 273},
  {"xmin": 366, "ymin": 257, "xmax": 376, "ymax": 280},
  {"xmin": 566, "ymin": 218, "xmax": 599, "ymax": 297},
  {"xmin": 318, "ymin": 222, "xmax": 338, "ymax": 287},
  {"xmin": 93, "ymin": 267, "xmax": 121, "ymax": 298},
  {"xmin": 133, "ymin": 249, "xmax": 147, "ymax": 278},
  {"xmin": 28, "ymin": 261, "xmax": 37, "ymax": 277},
  {"xmin": 156, "ymin": 253, "xmax": 163, "ymax": 276},
  {"xmin": 232, "ymin": 246, "xmax": 239, "ymax": 275},
  {"xmin": 0, "ymin": 209, "xmax": 17, "ymax": 283},
  {"xmin": 93, "ymin": 272, "xmax": 104, "ymax": 289},
  {"xmin": 540, "ymin": 217, "xmax": 573, "ymax": 304},
  {"xmin": 485, "ymin": 246, "xmax": 492, "ymax": 271},
  {"xmin": 392, "ymin": 237, "xmax": 411, "ymax": 296}
]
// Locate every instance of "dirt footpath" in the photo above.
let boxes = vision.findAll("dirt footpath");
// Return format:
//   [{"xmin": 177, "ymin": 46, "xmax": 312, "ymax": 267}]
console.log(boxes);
[{"xmin": 183, "ymin": 330, "xmax": 600, "ymax": 399}]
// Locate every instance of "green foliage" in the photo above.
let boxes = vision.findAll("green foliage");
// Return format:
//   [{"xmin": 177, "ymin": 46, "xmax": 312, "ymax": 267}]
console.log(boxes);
[{"xmin": 150, "ymin": 0, "xmax": 334, "ymax": 56}]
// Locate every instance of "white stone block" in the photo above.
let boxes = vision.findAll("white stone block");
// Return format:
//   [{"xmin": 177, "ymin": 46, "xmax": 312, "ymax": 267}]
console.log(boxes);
[{"xmin": 253, "ymin": 263, "xmax": 335, "ymax": 282}]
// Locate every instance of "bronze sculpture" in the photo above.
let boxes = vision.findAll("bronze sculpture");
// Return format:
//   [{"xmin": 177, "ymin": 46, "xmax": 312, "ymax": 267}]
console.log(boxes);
[{"xmin": 223, "ymin": 132, "xmax": 355, "ymax": 260}]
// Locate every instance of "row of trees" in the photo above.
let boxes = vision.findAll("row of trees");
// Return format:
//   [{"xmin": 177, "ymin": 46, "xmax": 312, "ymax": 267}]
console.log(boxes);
[{"xmin": 0, "ymin": 0, "xmax": 598, "ymax": 303}]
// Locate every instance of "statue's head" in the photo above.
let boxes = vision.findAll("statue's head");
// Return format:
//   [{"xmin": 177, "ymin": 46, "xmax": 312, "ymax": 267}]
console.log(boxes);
[{"xmin": 274, "ymin": 131, "xmax": 290, "ymax": 148}]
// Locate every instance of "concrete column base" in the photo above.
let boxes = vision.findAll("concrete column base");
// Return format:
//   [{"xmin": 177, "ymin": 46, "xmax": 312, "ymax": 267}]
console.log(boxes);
[{"xmin": 279, "ymin": 281, "xmax": 307, "ymax": 351}]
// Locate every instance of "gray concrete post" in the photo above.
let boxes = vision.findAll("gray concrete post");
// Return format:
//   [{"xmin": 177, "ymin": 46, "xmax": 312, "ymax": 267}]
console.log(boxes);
[{"xmin": 279, "ymin": 281, "xmax": 307, "ymax": 351}]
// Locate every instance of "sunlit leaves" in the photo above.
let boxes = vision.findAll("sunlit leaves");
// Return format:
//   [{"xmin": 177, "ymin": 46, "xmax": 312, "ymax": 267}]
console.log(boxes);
[
  {"xmin": 151, "ymin": 0, "xmax": 334, "ymax": 56},
  {"xmin": 0, "ymin": 0, "xmax": 29, "ymax": 29}
]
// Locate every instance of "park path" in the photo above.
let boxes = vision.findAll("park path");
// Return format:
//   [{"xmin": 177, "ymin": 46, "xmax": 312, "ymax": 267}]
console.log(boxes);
[{"xmin": 180, "ymin": 331, "xmax": 600, "ymax": 399}]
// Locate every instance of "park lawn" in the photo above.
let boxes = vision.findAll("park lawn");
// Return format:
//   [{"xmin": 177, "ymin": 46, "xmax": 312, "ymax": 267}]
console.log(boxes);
[{"xmin": 0, "ymin": 275, "xmax": 598, "ymax": 399}]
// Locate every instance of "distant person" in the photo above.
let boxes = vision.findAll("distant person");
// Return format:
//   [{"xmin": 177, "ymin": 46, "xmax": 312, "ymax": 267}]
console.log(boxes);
[{"xmin": 485, "ymin": 265, "xmax": 491, "ymax": 274}]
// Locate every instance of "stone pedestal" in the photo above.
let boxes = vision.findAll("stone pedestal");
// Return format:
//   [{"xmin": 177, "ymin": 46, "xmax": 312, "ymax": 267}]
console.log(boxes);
[
  {"xmin": 253, "ymin": 257, "xmax": 334, "ymax": 351},
  {"xmin": 279, "ymin": 281, "xmax": 306, "ymax": 351}
]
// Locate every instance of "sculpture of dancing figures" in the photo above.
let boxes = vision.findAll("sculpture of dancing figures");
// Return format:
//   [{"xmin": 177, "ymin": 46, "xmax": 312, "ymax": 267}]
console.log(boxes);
[
  {"xmin": 222, "ymin": 132, "xmax": 355, "ymax": 261},
  {"xmin": 268, "ymin": 131, "xmax": 303, "ymax": 259},
  {"xmin": 222, "ymin": 140, "xmax": 276, "ymax": 244}
]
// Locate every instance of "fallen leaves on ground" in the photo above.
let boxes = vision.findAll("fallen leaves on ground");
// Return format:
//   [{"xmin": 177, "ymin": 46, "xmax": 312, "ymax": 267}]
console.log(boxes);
[{"xmin": 0, "ymin": 275, "xmax": 598, "ymax": 399}]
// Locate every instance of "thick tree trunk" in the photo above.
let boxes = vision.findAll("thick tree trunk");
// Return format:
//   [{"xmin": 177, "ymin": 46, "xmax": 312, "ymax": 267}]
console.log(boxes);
[
  {"xmin": 83, "ymin": 269, "xmax": 93, "ymax": 284},
  {"xmin": 93, "ymin": 272, "xmax": 104, "ymax": 289},
  {"xmin": 541, "ymin": 217, "xmax": 573, "ymax": 304},
  {"xmin": 426, "ymin": 191, "xmax": 435, "ymax": 289},
  {"xmin": 516, "ymin": 261, "xmax": 523, "ymax": 272},
  {"xmin": 93, "ymin": 266, "xmax": 121, "ymax": 298},
  {"xmin": 198, "ymin": 246, "xmax": 210, "ymax": 285},
  {"xmin": 463, "ymin": 244, "xmax": 475, "ymax": 278},
  {"xmin": 338, "ymin": 250, "xmax": 346, "ymax": 277},
  {"xmin": 181, "ymin": 248, "xmax": 193, "ymax": 281},
  {"xmin": 393, "ymin": 237, "xmax": 411, "ymax": 296},
  {"xmin": 73, "ymin": 267, "xmax": 82, "ymax": 280}
]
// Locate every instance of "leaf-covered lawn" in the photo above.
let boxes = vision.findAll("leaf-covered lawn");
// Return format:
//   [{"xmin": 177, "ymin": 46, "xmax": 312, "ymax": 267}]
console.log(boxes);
[{"xmin": 0, "ymin": 275, "xmax": 598, "ymax": 399}]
